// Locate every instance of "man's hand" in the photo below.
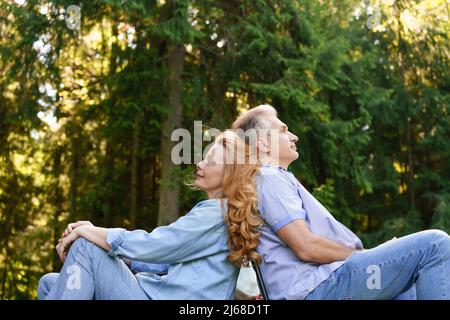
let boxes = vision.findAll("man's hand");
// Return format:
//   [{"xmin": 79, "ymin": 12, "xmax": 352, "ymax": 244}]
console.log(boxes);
[
  {"xmin": 56, "ymin": 229, "xmax": 81, "ymax": 263},
  {"xmin": 62, "ymin": 221, "xmax": 94, "ymax": 238}
]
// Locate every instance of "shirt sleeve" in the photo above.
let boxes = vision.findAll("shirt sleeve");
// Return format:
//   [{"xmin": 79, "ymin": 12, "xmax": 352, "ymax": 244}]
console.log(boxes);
[
  {"xmin": 130, "ymin": 261, "xmax": 170, "ymax": 275},
  {"xmin": 106, "ymin": 200, "xmax": 226, "ymax": 264},
  {"xmin": 258, "ymin": 170, "xmax": 307, "ymax": 233}
]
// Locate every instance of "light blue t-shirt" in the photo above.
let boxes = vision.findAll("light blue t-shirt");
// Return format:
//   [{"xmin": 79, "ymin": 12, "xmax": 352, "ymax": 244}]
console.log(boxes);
[{"xmin": 256, "ymin": 165, "xmax": 363, "ymax": 300}]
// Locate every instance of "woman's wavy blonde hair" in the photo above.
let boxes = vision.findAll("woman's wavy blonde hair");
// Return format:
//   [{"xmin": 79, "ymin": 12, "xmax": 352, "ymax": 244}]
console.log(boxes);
[{"xmin": 213, "ymin": 130, "xmax": 263, "ymax": 267}]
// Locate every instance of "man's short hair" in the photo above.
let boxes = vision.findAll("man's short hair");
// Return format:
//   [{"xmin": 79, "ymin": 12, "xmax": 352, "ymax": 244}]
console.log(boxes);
[
  {"xmin": 231, "ymin": 104, "xmax": 277, "ymax": 148},
  {"xmin": 232, "ymin": 104, "xmax": 277, "ymax": 132}
]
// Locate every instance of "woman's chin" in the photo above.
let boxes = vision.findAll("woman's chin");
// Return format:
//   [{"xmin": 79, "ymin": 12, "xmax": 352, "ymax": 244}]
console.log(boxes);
[{"xmin": 194, "ymin": 180, "xmax": 203, "ymax": 189}]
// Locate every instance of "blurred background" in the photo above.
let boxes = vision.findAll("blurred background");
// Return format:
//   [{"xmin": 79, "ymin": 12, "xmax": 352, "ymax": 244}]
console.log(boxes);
[{"xmin": 0, "ymin": 0, "xmax": 449, "ymax": 299}]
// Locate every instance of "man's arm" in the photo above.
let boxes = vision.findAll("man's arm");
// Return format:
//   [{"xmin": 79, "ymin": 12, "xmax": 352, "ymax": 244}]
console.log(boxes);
[
  {"xmin": 257, "ymin": 168, "xmax": 357, "ymax": 264},
  {"xmin": 278, "ymin": 220, "xmax": 356, "ymax": 264}
]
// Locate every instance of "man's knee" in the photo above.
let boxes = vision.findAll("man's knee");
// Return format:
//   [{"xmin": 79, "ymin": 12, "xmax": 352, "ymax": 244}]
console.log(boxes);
[
  {"xmin": 419, "ymin": 229, "xmax": 450, "ymax": 255},
  {"xmin": 422, "ymin": 229, "xmax": 449, "ymax": 242}
]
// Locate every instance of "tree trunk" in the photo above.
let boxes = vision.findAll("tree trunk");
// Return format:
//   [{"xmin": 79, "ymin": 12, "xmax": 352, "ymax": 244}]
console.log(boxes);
[
  {"xmin": 130, "ymin": 116, "xmax": 140, "ymax": 229},
  {"xmin": 396, "ymin": 5, "xmax": 416, "ymax": 212},
  {"xmin": 157, "ymin": 43, "xmax": 184, "ymax": 226},
  {"xmin": 69, "ymin": 136, "xmax": 79, "ymax": 221},
  {"xmin": 406, "ymin": 117, "xmax": 416, "ymax": 211},
  {"xmin": 104, "ymin": 141, "xmax": 114, "ymax": 227},
  {"xmin": 1, "ymin": 231, "xmax": 10, "ymax": 299},
  {"xmin": 103, "ymin": 23, "xmax": 119, "ymax": 227},
  {"xmin": 52, "ymin": 146, "xmax": 63, "ymax": 272}
]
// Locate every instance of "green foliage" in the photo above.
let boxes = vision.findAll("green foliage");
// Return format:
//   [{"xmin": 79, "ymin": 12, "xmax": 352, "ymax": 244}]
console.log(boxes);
[{"xmin": 0, "ymin": 0, "xmax": 448, "ymax": 298}]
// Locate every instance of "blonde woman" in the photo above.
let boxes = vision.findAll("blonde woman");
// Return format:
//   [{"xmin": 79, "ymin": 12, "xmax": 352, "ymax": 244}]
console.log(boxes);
[{"xmin": 37, "ymin": 131, "xmax": 262, "ymax": 300}]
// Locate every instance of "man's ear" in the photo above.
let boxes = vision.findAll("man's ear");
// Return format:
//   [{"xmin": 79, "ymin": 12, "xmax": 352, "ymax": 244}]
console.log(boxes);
[{"xmin": 256, "ymin": 137, "xmax": 270, "ymax": 154}]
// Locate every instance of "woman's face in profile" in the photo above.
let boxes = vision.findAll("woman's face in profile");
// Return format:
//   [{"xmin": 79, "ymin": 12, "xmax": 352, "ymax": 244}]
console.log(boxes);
[{"xmin": 195, "ymin": 143, "xmax": 225, "ymax": 197}]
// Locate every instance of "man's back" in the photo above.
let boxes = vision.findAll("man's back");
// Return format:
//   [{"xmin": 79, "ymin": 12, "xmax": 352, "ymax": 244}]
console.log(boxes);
[{"xmin": 256, "ymin": 165, "xmax": 363, "ymax": 300}]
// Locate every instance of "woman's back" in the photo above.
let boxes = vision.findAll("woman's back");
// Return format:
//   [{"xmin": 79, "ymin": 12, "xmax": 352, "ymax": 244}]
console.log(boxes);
[{"xmin": 109, "ymin": 199, "xmax": 240, "ymax": 300}]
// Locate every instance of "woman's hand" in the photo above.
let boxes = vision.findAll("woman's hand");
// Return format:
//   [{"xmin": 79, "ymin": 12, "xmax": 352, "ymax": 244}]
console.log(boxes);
[
  {"xmin": 56, "ymin": 228, "xmax": 81, "ymax": 263},
  {"xmin": 62, "ymin": 221, "xmax": 94, "ymax": 238}
]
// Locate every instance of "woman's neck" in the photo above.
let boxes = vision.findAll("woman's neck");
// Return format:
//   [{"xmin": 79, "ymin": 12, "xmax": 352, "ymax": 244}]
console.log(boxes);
[{"xmin": 206, "ymin": 189, "xmax": 223, "ymax": 199}]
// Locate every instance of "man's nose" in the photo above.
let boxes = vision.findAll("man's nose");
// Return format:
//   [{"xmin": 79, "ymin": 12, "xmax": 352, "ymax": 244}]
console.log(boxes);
[{"xmin": 290, "ymin": 131, "xmax": 298, "ymax": 143}]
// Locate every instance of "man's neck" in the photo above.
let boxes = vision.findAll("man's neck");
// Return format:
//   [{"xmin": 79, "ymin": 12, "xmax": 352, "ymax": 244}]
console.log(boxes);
[{"xmin": 260, "ymin": 157, "xmax": 289, "ymax": 170}]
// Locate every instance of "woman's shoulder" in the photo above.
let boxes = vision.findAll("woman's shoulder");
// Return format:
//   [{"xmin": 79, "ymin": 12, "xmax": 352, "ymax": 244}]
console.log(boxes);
[
  {"xmin": 188, "ymin": 199, "xmax": 226, "ymax": 220},
  {"xmin": 178, "ymin": 199, "xmax": 227, "ymax": 231},
  {"xmin": 192, "ymin": 198, "xmax": 223, "ymax": 210}
]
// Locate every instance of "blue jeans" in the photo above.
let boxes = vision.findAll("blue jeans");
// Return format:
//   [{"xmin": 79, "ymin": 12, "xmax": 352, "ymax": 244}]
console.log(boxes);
[
  {"xmin": 37, "ymin": 238, "xmax": 149, "ymax": 300},
  {"xmin": 305, "ymin": 230, "xmax": 450, "ymax": 300}
]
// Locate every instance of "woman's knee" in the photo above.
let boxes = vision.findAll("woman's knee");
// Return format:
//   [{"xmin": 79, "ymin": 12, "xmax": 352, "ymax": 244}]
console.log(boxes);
[
  {"xmin": 71, "ymin": 237, "xmax": 90, "ymax": 249},
  {"xmin": 66, "ymin": 237, "xmax": 96, "ymax": 259},
  {"xmin": 70, "ymin": 237, "xmax": 103, "ymax": 253},
  {"xmin": 37, "ymin": 273, "xmax": 59, "ymax": 300},
  {"xmin": 69, "ymin": 237, "xmax": 108, "ymax": 260}
]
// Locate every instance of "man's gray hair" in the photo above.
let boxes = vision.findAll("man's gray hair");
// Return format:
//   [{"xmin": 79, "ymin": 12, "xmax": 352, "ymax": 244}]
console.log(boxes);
[
  {"xmin": 232, "ymin": 104, "xmax": 277, "ymax": 147},
  {"xmin": 232, "ymin": 104, "xmax": 277, "ymax": 132}
]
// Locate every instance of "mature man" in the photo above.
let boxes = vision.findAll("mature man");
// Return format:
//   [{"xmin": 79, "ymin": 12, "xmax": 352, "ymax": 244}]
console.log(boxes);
[{"xmin": 233, "ymin": 104, "xmax": 450, "ymax": 300}]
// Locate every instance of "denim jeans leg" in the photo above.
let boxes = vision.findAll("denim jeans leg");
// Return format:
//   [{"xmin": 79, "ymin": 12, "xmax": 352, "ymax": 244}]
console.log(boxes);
[
  {"xmin": 393, "ymin": 284, "xmax": 417, "ymax": 300},
  {"xmin": 44, "ymin": 237, "xmax": 149, "ymax": 300},
  {"xmin": 305, "ymin": 230, "xmax": 450, "ymax": 300},
  {"xmin": 37, "ymin": 272, "xmax": 59, "ymax": 300}
]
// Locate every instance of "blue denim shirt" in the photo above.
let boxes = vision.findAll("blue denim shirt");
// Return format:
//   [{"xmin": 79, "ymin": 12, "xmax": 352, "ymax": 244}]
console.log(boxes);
[
  {"xmin": 106, "ymin": 199, "xmax": 239, "ymax": 300},
  {"xmin": 256, "ymin": 165, "xmax": 363, "ymax": 300},
  {"xmin": 129, "ymin": 261, "xmax": 169, "ymax": 275}
]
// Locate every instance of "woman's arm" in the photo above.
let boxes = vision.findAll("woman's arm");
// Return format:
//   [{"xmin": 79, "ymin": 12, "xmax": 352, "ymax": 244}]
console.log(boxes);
[
  {"xmin": 107, "ymin": 201, "xmax": 225, "ymax": 264},
  {"xmin": 57, "ymin": 200, "xmax": 224, "ymax": 265},
  {"xmin": 75, "ymin": 225, "xmax": 111, "ymax": 251},
  {"xmin": 56, "ymin": 225, "xmax": 111, "ymax": 263}
]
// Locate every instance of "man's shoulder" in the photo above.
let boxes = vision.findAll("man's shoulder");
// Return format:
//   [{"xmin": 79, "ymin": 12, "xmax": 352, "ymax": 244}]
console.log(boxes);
[{"xmin": 259, "ymin": 165, "xmax": 280, "ymax": 176}]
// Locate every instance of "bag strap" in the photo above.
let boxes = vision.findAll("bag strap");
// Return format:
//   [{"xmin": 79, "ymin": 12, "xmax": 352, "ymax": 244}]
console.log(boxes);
[{"xmin": 251, "ymin": 261, "xmax": 269, "ymax": 300}]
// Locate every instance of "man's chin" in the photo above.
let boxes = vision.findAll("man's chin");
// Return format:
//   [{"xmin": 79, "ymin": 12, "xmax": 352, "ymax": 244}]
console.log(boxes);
[
  {"xmin": 281, "ymin": 153, "xmax": 299, "ymax": 168},
  {"xmin": 285, "ymin": 153, "xmax": 299, "ymax": 166}
]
